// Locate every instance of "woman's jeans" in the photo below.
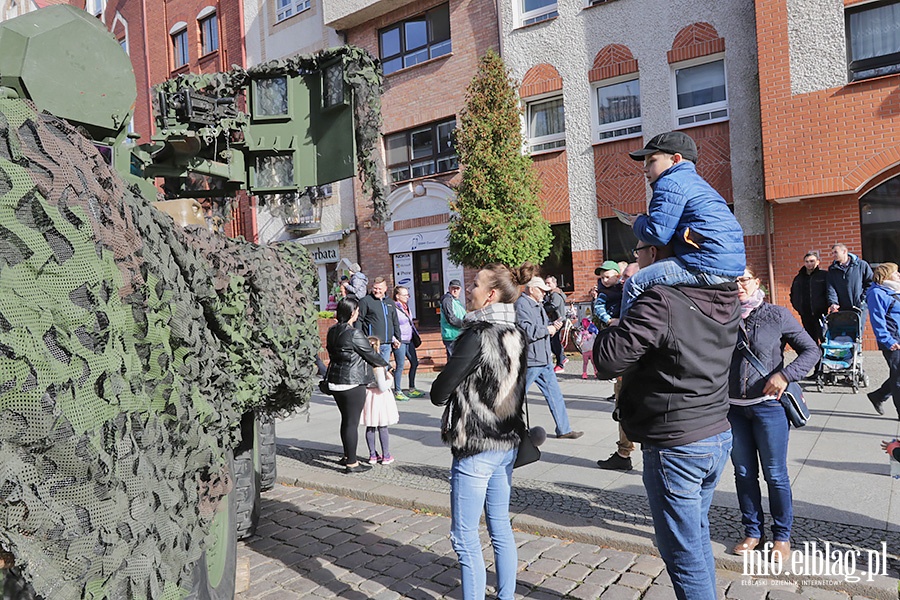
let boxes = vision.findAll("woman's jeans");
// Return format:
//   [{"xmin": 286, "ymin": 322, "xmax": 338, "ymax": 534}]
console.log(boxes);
[
  {"xmin": 641, "ymin": 431, "xmax": 732, "ymax": 600},
  {"xmin": 332, "ymin": 385, "xmax": 366, "ymax": 463},
  {"xmin": 450, "ymin": 448, "xmax": 517, "ymax": 600},
  {"xmin": 872, "ymin": 348, "xmax": 900, "ymax": 415},
  {"xmin": 393, "ymin": 342, "xmax": 419, "ymax": 392},
  {"xmin": 728, "ymin": 401, "xmax": 793, "ymax": 541}
]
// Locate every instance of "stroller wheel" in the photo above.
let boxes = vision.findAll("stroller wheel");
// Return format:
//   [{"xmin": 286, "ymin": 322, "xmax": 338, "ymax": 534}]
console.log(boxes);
[
  {"xmin": 816, "ymin": 377, "xmax": 824, "ymax": 393},
  {"xmin": 861, "ymin": 372, "xmax": 869, "ymax": 388}
]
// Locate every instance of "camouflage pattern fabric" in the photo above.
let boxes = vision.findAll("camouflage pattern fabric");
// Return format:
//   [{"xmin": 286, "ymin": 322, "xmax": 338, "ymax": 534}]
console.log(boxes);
[{"xmin": 0, "ymin": 99, "xmax": 315, "ymax": 598}]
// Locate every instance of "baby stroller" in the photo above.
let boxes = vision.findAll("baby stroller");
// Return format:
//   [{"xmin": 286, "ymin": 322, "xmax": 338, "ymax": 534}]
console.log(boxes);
[{"xmin": 816, "ymin": 308, "xmax": 868, "ymax": 393}]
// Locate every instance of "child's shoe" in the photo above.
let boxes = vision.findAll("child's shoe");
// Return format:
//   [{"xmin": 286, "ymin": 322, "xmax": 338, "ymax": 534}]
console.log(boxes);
[
  {"xmin": 368, "ymin": 453, "xmax": 381, "ymax": 465},
  {"xmin": 582, "ymin": 373, "xmax": 589, "ymax": 380},
  {"xmin": 381, "ymin": 455, "xmax": 395, "ymax": 465},
  {"xmin": 407, "ymin": 389, "xmax": 425, "ymax": 398},
  {"xmin": 554, "ymin": 365, "xmax": 564, "ymax": 373}
]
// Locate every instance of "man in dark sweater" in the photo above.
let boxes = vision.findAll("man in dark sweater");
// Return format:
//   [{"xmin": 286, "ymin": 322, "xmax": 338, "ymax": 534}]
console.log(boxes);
[
  {"xmin": 356, "ymin": 276, "xmax": 401, "ymax": 363},
  {"xmin": 593, "ymin": 245, "xmax": 740, "ymax": 600},
  {"xmin": 790, "ymin": 251, "xmax": 829, "ymax": 343}
]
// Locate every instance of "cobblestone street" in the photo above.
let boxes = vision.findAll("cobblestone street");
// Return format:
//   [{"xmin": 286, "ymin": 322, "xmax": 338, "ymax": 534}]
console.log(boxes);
[{"xmin": 236, "ymin": 484, "xmax": 881, "ymax": 599}]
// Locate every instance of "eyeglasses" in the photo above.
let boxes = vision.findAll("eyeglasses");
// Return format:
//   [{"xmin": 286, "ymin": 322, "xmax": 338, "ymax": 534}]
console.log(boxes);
[
  {"xmin": 736, "ymin": 276, "xmax": 756, "ymax": 285},
  {"xmin": 632, "ymin": 245, "xmax": 651, "ymax": 257}
]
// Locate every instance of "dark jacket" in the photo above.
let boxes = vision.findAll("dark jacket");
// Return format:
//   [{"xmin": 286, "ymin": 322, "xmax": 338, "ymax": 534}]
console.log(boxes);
[
  {"xmin": 326, "ymin": 322, "xmax": 389, "ymax": 386},
  {"xmin": 826, "ymin": 253, "xmax": 873, "ymax": 310},
  {"xmin": 514, "ymin": 293, "xmax": 552, "ymax": 367},
  {"xmin": 593, "ymin": 282, "xmax": 623, "ymax": 325},
  {"xmin": 593, "ymin": 283, "xmax": 740, "ymax": 447},
  {"xmin": 356, "ymin": 293, "xmax": 402, "ymax": 345},
  {"xmin": 544, "ymin": 290, "xmax": 567, "ymax": 322},
  {"xmin": 431, "ymin": 320, "xmax": 527, "ymax": 458},
  {"xmin": 790, "ymin": 266, "xmax": 829, "ymax": 319},
  {"xmin": 729, "ymin": 302, "xmax": 819, "ymax": 399},
  {"xmin": 632, "ymin": 161, "xmax": 745, "ymax": 277}
]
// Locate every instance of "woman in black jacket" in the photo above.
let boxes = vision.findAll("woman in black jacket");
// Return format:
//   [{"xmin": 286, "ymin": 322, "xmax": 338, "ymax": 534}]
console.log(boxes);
[
  {"xmin": 326, "ymin": 297, "xmax": 390, "ymax": 473},
  {"xmin": 431, "ymin": 264, "xmax": 528, "ymax": 600},
  {"xmin": 729, "ymin": 266, "xmax": 819, "ymax": 560}
]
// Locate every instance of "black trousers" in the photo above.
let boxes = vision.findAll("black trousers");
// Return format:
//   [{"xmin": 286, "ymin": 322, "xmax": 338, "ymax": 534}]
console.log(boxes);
[
  {"xmin": 800, "ymin": 313, "xmax": 824, "ymax": 345},
  {"xmin": 333, "ymin": 385, "xmax": 366, "ymax": 462}
]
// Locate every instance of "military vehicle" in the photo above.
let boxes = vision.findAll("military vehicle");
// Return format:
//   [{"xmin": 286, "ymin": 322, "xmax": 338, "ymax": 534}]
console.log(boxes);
[{"xmin": 0, "ymin": 5, "xmax": 381, "ymax": 599}]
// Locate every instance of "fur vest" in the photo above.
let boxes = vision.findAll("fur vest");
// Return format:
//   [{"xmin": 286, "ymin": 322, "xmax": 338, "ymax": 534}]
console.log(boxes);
[{"xmin": 433, "ymin": 321, "xmax": 527, "ymax": 458}]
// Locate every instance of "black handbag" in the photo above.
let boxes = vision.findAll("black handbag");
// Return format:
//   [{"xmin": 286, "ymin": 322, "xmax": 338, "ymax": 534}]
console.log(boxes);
[
  {"xmin": 738, "ymin": 328, "xmax": 810, "ymax": 427},
  {"xmin": 411, "ymin": 329, "xmax": 422, "ymax": 348},
  {"xmin": 514, "ymin": 398, "xmax": 541, "ymax": 468},
  {"xmin": 318, "ymin": 361, "xmax": 334, "ymax": 396}
]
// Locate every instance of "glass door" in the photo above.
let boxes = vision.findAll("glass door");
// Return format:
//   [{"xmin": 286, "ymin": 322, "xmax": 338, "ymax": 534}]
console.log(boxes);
[{"xmin": 414, "ymin": 250, "xmax": 443, "ymax": 328}]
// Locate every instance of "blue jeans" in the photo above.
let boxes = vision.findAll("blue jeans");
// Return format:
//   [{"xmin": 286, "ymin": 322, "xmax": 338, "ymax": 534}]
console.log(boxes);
[
  {"xmin": 728, "ymin": 401, "xmax": 792, "ymax": 541},
  {"xmin": 393, "ymin": 343, "xmax": 408, "ymax": 393},
  {"xmin": 621, "ymin": 257, "xmax": 733, "ymax": 318},
  {"xmin": 378, "ymin": 343, "xmax": 392, "ymax": 364},
  {"xmin": 642, "ymin": 431, "xmax": 732, "ymax": 600},
  {"xmin": 525, "ymin": 365, "xmax": 572, "ymax": 436},
  {"xmin": 450, "ymin": 448, "xmax": 517, "ymax": 600}
]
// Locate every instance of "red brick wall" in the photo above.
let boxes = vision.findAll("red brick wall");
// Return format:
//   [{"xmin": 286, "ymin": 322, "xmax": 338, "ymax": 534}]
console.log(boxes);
[
  {"xmin": 532, "ymin": 151, "xmax": 570, "ymax": 224},
  {"xmin": 667, "ymin": 22, "xmax": 725, "ymax": 64},
  {"xmin": 519, "ymin": 63, "xmax": 563, "ymax": 97},
  {"xmin": 594, "ymin": 137, "xmax": 646, "ymax": 217},
  {"xmin": 347, "ymin": 0, "xmax": 500, "ymax": 289},
  {"xmin": 572, "ymin": 249, "xmax": 603, "ymax": 302},
  {"xmin": 590, "ymin": 44, "xmax": 638, "ymax": 82}
]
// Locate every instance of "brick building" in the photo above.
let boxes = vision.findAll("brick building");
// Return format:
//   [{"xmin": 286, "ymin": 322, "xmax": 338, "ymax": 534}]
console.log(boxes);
[
  {"xmin": 324, "ymin": 0, "xmax": 500, "ymax": 327},
  {"xmin": 756, "ymin": 0, "xmax": 900, "ymax": 348},
  {"xmin": 497, "ymin": 0, "xmax": 766, "ymax": 303}
]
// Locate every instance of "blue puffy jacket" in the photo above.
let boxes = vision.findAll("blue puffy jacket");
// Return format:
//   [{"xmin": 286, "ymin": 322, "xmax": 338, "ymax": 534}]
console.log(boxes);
[
  {"xmin": 866, "ymin": 283, "xmax": 900, "ymax": 351},
  {"xmin": 632, "ymin": 161, "xmax": 745, "ymax": 277}
]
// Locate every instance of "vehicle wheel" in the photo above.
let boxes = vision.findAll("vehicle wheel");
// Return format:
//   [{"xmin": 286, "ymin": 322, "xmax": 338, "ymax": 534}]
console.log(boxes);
[
  {"xmin": 257, "ymin": 413, "xmax": 277, "ymax": 492},
  {"xmin": 187, "ymin": 454, "xmax": 237, "ymax": 600},
  {"xmin": 1, "ymin": 567, "xmax": 40, "ymax": 600},
  {"xmin": 234, "ymin": 412, "xmax": 260, "ymax": 540}
]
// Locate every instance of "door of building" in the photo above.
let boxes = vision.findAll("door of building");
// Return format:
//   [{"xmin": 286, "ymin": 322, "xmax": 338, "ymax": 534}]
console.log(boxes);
[{"xmin": 414, "ymin": 249, "xmax": 443, "ymax": 329}]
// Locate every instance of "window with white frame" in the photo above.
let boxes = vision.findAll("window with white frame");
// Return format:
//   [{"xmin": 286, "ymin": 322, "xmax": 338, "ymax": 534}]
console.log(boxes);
[
  {"xmin": 379, "ymin": 4, "xmax": 451, "ymax": 76},
  {"xmin": 527, "ymin": 96, "xmax": 565, "ymax": 153},
  {"xmin": 519, "ymin": 0, "xmax": 557, "ymax": 26},
  {"xmin": 846, "ymin": 0, "xmax": 900, "ymax": 82},
  {"xmin": 171, "ymin": 27, "xmax": 188, "ymax": 68},
  {"xmin": 673, "ymin": 57, "xmax": 728, "ymax": 126},
  {"xmin": 385, "ymin": 118, "xmax": 457, "ymax": 184},
  {"xmin": 276, "ymin": 0, "xmax": 311, "ymax": 23},
  {"xmin": 86, "ymin": 0, "xmax": 105, "ymax": 18},
  {"xmin": 200, "ymin": 12, "xmax": 219, "ymax": 54},
  {"xmin": 595, "ymin": 77, "xmax": 641, "ymax": 142}
]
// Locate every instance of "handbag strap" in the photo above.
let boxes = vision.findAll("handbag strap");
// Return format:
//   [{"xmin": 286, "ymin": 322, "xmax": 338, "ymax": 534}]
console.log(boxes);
[{"xmin": 738, "ymin": 325, "xmax": 769, "ymax": 378}]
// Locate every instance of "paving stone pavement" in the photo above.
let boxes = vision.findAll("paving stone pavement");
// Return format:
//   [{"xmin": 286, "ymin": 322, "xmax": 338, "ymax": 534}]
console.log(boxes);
[{"xmin": 236, "ymin": 484, "xmax": 882, "ymax": 600}]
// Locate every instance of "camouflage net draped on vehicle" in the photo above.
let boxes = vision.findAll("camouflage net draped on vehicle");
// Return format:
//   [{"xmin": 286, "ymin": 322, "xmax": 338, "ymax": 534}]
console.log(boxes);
[{"xmin": 0, "ymin": 98, "xmax": 317, "ymax": 599}]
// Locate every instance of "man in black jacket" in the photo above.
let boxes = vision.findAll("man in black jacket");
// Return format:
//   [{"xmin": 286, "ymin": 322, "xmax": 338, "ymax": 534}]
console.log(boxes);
[
  {"xmin": 789, "ymin": 251, "xmax": 828, "ymax": 343},
  {"xmin": 356, "ymin": 276, "xmax": 401, "ymax": 362},
  {"xmin": 593, "ymin": 245, "xmax": 740, "ymax": 600}
]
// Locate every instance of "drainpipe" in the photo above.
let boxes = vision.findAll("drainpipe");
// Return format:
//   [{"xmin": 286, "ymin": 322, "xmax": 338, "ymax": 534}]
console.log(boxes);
[
  {"xmin": 765, "ymin": 201, "xmax": 776, "ymax": 304},
  {"xmin": 141, "ymin": 0, "xmax": 153, "ymax": 137}
]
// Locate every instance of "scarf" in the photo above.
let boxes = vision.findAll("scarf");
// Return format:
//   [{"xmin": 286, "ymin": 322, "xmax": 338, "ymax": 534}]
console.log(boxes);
[
  {"xmin": 740, "ymin": 288, "xmax": 765, "ymax": 320},
  {"xmin": 464, "ymin": 302, "xmax": 517, "ymax": 325},
  {"xmin": 883, "ymin": 279, "xmax": 900, "ymax": 294}
]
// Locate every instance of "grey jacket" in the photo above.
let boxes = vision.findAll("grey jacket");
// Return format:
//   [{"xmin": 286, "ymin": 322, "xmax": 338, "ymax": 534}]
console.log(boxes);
[
  {"xmin": 826, "ymin": 253, "xmax": 873, "ymax": 310},
  {"xmin": 729, "ymin": 302, "xmax": 819, "ymax": 399},
  {"xmin": 514, "ymin": 293, "xmax": 552, "ymax": 367}
]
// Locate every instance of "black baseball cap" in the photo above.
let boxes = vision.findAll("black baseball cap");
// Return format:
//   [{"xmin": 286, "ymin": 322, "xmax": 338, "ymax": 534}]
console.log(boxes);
[
  {"xmin": 629, "ymin": 131, "xmax": 698, "ymax": 162},
  {"xmin": 448, "ymin": 279, "xmax": 462, "ymax": 288}
]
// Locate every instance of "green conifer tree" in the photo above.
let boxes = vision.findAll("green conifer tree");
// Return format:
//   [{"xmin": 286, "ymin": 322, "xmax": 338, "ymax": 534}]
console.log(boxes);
[{"xmin": 448, "ymin": 49, "xmax": 552, "ymax": 268}]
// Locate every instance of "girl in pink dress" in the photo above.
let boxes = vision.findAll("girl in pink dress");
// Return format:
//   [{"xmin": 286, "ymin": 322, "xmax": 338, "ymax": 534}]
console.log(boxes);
[{"xmin": 362, "ymin": 337, "xmax": 400, "ymax": 464}]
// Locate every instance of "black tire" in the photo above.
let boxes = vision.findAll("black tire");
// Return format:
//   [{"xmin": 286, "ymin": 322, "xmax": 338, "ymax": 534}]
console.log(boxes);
[
  {"xmin": 187, "ymin": 453, "xmax": 237, "ymax": 600},
  {"xmin": 257, "ymin": 413, "xmax": 277, "ymax": 492},
  {"xmin": 1, "ymin": 568, "xmax": 40, "ymax": 600},
  {"xmin": 234, "ymin": 412, "xmax": 260, "ymax": 540}
]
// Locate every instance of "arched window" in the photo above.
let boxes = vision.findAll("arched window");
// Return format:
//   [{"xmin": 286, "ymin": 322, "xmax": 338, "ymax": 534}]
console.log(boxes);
[{"xmin": 860, "ymin": 176, "xmax": 900, "ymax": 263}]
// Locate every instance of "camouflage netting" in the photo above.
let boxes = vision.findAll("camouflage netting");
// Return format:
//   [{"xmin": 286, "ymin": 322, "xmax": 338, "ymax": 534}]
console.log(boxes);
[{"xmin": 0, "ymin": 98, "xmax": 317, "ymax": 599}]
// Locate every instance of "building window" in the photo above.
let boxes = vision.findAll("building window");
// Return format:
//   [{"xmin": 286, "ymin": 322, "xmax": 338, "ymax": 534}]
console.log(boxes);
[
  {"xmin": 385, "ymin": 118, "xmax": 457, "ymax": 184},
  {"xmin": 379, "ymin": 3, "xmax": 451, "ymax": 76},
  {"xmin": 323, "ymin": 62, "xmax": 344, "ymax": 108},
  {"xmin": 276, "ymin": 0, "xmax": 311, "ymax": 23},
  {"xmin": 673, "ymin": 57, "xmax": 728, "ymax": 127},
  {"xmin": 520, "ymin": 0, "xmax": 557, "ymax": 26},
  {"xmin": 602, "ymin": 217, "xmax": 637, "ymax": 264},
  {"xmin": 847, "ymin": 1, "xmax": 900, "ymax": 82},
  {"xmin": 200, "ymin": 13, "xmax": 218, "ymax": 55},
  {"xmin": 86, "ymin": 0, "xmax": 105, "ymax": 18},
  {"xmin": 860, "ymin": 176, "xmax": 900, "ymax": 263},
  {"xmin": 172, "ymin": 29, "xmax": 188, "ymax": 68},
  {"xmin": 542, "ymin": 224, "xmax": 574, "ymax": 292},
  {"xmin": 595, "ymin": 77, "xmax": 641, "ymax": 142},
  {"xmin": 527, "ymin": 96, "xmax": 565, "ymax": 153}
]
